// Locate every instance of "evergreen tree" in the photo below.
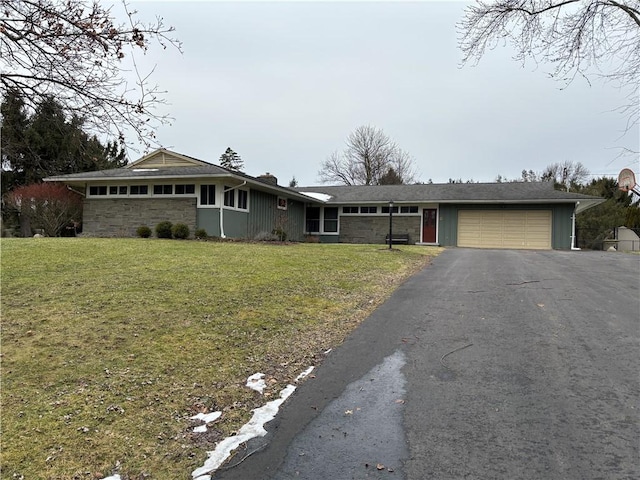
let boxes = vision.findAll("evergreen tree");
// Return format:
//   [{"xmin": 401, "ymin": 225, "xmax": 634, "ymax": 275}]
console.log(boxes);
[
  {"xmin": 1, "ymin": 91, "xmax": 127, "ymax": 195},
  {"xmin": 219, "ymin": 147, "xmax": 244, "ymax": 172},
  {"xmin": 0, "ymin": 89, "xmax": 30, "ymax": 196},
  {"xmin": 378, "ymin": 167, "xmax": 403, "ymax": 185},
  {"xmin": 575, "ymin": 177, "xmax": 638, "ymax": 249}
]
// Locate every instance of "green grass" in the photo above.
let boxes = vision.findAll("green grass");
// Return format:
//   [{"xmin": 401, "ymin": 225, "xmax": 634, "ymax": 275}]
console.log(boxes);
[{"xmin": 1, "ymin": 238, "xmax": 442, "ymax": 479}]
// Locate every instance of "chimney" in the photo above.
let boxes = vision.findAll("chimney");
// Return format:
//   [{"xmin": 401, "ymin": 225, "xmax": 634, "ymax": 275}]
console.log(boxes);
[{"xmin": 258, "ymin": 172, "xmax": 278, "ymax": 186}]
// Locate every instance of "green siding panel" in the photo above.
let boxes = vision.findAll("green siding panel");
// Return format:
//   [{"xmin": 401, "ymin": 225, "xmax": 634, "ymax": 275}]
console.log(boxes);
[
  {"xmin": 221, "ymin": 209, "xmax": 249, "ymax": 238},
  {"xmin": 197, "ymin": 209, "xmax": 221, "ymax": 237},
  {"xmin": 551, "ymin": 203, "xmax": 575, "ymax": 250},
  {"xmin": 438, "ymin": 204, "xmax": 458, "ymax": 246},
  {"xmin": 197, "ymin": 191, "xmax": 306, "ymax": 241},
  {"xmin": 318, "ymin": 235, "xmax": 340, "ymax": 243},
  {"xmin": 247, "ymin": 190, "xmax": 306, "ymax": 241}
]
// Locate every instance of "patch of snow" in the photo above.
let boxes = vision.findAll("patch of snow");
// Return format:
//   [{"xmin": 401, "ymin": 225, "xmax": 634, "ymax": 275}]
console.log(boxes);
[
  {"xmin": 192, "ymin": 384, "xmax": 296, "ymax": 478},
  {"xmin": 131, "ymin": 168, "xmax": 159, "ymax": 172},
  {"xmin": 299, "ymin": 191, "xmax": 332, "ymax": 202},
  {"xmin": 191, "ymin": 411, "xmax": 222, "ymax": 424},
  {"xmin": 324, "ymin": 348, "xmax": 332, "ymax": 355},
  {"xmin": 295, "ymin": 366, "xmax": 314, "ymax": 382},
  {"xmin": 102, "ymin": 476, "xmax": 121, "ymax": 480},
  {"xmin": 191, "ymin": 411, "xmax": 222, "ymax": 433},
  {"xmin": 246, "ymin": 372, "xmax": 266, "ymax": 394}
]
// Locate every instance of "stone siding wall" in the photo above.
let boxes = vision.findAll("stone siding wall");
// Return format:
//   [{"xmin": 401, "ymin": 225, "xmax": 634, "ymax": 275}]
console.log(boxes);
[
  {"xmin": 83, "ymin": 198, "xmax": 197, "ymax": 237},
  {"xmin": 339, "ymin": 216, "xmax": 421, "ymax": 244}
]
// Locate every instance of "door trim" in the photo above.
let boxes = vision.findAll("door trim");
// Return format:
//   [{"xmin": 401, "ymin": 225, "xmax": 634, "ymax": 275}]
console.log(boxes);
[{"xmin": 421, "ymin": 207, "xmax": 439, "ymax": 244}]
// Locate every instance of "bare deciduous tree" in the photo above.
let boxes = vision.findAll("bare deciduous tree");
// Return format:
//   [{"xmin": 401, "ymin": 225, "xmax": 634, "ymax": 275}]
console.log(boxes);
[
  {"xmin": 458, "ymin": 1, "xmax": 640, "ymax": 132},
  {"xmin": 542, "ymin": 160, "xmax": 590, "ymax": 185},
  {"xmin": 1, "ymin": 0, "xmax": 182, "ymax": 150},
  {"xmin": 318, "ymin": 125, "xmax": 418, "ymax": 185}
]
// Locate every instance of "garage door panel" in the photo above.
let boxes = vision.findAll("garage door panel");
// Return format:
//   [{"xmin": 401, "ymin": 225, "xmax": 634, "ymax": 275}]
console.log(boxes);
[{"xmin": 458, "ymin": 210, "xmax": 551, "ymax": 250}]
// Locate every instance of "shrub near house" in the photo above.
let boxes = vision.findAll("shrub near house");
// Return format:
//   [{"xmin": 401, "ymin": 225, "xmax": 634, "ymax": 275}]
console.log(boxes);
[{"xmin": 4, "ymin": 182, "xmax": 82, "ymax": 237}]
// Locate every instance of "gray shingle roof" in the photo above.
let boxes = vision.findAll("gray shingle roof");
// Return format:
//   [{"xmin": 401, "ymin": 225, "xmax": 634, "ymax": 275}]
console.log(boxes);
[
  {"xmin": 45, "ymin": 165, "xmax": 233, "ymax": 180},
  {"xmin": 296, "ymin": 182, "xmax": 602, "ymax": 204},
  {"xmin": 44, "ymin": 165, "xmax": 315, "ymax": 202}
]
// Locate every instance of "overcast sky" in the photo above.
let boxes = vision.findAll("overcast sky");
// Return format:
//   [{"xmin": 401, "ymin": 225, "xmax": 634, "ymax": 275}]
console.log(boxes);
[{"xmin": 124, "ymin": 0, "xmax": 639, "ymax": 186}]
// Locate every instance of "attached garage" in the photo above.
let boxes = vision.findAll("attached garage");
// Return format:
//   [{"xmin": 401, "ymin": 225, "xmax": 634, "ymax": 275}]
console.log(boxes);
[{"xmin": 457, "ymin": 210, "xmax": 552, "ymax": 250}]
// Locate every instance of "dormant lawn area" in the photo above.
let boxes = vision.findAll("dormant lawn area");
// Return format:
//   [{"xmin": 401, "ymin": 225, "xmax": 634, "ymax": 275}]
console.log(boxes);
[{"xmin": 1, "ymin": 238, "xmax": 442, "ymax": 479}]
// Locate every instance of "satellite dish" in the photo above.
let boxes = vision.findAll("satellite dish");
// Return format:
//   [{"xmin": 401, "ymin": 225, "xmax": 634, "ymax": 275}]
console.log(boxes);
[{"xmin": 618, "ymin": 168, "xmax": 637, "ymax": 192}]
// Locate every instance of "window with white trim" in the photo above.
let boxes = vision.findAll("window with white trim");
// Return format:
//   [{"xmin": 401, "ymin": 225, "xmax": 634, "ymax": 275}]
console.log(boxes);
[
  {"xmin": 343, "ymin": 206, "xmax": 358, "ymax": 214},
  {"xmin": 237, "ymin": 190, "xmax": 248, "ymax": 210},
  {"xmin": 108, "ymin": 186, "xmax": 128, "ymax": 195},
  {"xmin": 153, "ymin": 184, "xmax": 173, "ymax": 195},
  {"xmin": 130, "ymin": 185, "xmax": 149, "ymax": 195},
  {"xmin": 175, "ymin": 184, "xmax": 195, "ymax": 195},
  {"xmin": 400, "ymin": 206, "xmax": 419, "ymax": 214},
  {"xmin": 200, "ymin": 185, "xmax": 216, "ymax": 205},
  {"xmin": 360, "ymin": 206, "xmax": 377, "ymax": 214},
  {"xmin": 306, "ymin": 207, "xmax": 320, "ymax": 233},
  {"xmin": 89, "ymin": 186, "xmax": 108, "ymax": 196},
  {"xmin": 224, "ymin": 186, "xmax": 235, "ymax": 207},
  {"xmin": 323, "ymin": 207, "xmax": 338, "ymax": 233}
]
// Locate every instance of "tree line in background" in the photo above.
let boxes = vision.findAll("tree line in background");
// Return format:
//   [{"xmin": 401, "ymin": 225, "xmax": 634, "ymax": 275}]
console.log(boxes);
[{"xmin": 1, "ymin": 90, "xmax": 128, "ymax": 195}]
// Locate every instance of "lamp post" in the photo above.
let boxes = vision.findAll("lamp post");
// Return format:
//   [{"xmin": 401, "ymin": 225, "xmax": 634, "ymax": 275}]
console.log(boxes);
[{"xmin": 388, "ymin": 200, "xmax": 394, "ymax": 250}]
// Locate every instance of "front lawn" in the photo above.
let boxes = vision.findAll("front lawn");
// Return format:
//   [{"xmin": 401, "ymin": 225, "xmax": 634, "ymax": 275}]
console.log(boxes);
[{"xmin": 1, "ymin": 238, "xmax": 441, "ymax": 479}]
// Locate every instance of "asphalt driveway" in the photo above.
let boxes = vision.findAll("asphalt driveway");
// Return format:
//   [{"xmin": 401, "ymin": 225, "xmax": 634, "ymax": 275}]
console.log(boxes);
[{"xmin": 214, "ymin": 249, "xmax": 639, "ymax": 480}]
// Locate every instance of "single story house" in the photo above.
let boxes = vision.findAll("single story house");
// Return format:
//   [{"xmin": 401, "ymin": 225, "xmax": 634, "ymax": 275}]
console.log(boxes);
[{"xmin": 45, "ymin": 148, "xmax": 603, "ymax": 250}]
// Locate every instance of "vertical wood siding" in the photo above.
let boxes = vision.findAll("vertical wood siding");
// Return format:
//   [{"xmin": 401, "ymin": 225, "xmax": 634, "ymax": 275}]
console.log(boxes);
[{"xmin": 248, "ymin": 190, "xmax": 305, "ymax": 241}]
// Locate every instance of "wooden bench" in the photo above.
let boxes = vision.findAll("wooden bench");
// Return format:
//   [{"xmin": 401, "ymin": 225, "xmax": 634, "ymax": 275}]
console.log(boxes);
[{"xmin": 385, "ymin": 233, "xmax": 410, "ymax": 244}]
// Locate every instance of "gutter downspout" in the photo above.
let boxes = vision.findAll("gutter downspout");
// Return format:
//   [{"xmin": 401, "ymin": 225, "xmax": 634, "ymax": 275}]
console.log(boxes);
[
  {"xmin": 571, "ymin": 201, "xmax": 580, "ymax": 250},
  {"xmin": 219, "ymin": 181, "xmax": 247, "ymax": 239}
]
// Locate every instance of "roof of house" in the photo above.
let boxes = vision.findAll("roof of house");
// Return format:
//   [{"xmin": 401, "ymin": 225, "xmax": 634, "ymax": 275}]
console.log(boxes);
[
  {"xmin": 44, "ymin": 149, "xmax": 316, "ymax": 202},
  {"xmin": 296, "ymin": 182, "xmax": 604, "ymax": 213},
  {"xmin": 44, "ymin": 148, "xmax": 604, "ymax": 213}
]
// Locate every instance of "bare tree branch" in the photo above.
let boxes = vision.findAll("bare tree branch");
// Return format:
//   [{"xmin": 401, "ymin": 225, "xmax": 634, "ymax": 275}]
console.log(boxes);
[
  {"xmin": 458, "ymin": 0, "xmax": 639, "ymax": 134},
  {"xmin": 0, "ymin": 0, "xmax": 182, "ymax": 152}
]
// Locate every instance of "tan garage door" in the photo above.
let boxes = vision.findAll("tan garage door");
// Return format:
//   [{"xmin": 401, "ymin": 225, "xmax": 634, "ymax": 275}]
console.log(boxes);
[{"xmin": 458, "ymin": 210, "xmax": 552, "ymax": 250}]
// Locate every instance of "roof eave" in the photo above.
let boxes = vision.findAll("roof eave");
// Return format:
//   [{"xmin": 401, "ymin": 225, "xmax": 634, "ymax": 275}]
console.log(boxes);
[
  {"xmin": 575, "ymin": 198, "xmax": 606, "ymax": 214},
  {"xmin": 45, "ymin": 173, "xmax": 322, "ymax": 203}
]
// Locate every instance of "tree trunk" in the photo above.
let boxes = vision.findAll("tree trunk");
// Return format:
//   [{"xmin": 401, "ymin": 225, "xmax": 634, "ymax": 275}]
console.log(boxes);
[{"xmin": 19, "ymin": 214, "xmax": 31, "ymax": 237}]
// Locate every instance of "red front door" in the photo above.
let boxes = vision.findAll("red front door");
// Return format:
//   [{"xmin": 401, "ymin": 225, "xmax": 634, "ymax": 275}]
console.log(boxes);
[{"xmin": 422, "ymin": 209, "xmax": 437, "ymax": 243}]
